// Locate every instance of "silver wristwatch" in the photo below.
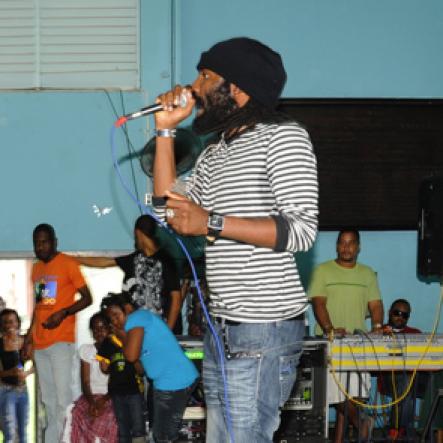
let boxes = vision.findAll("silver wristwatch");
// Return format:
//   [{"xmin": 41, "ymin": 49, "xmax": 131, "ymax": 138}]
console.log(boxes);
[{"xmin": 206, "ymin": 212, "xmax": 225, "ymax": 245}]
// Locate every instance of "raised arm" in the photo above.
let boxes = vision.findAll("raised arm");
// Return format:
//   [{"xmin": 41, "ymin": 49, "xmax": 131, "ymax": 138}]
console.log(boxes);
[
  {"xmin": 153, "ymin": 86, "xmax": 195, "ymax": 197},
  {"xmin": 75, "ymin": 256, "xmax": 117, "ymax": 268}
]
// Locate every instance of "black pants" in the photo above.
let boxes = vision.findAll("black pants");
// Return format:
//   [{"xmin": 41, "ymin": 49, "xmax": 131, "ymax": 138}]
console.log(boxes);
[
  {"xmin": 152, "ymin": 379, "xmax": 198, "ymax": 443},
  {"xmin": 112, "ymin": 393, "xmax": 145, "ymax": 443}
]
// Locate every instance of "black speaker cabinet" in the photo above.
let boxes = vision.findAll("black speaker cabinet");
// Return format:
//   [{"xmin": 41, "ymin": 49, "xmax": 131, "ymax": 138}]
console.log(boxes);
[
  {"xmin": 274, "ymin": 339, "xmax": 328, "ymax": 443},
  {"xmin": 417, "ymin": 177, "xmax": 443, "ymax": 278}
]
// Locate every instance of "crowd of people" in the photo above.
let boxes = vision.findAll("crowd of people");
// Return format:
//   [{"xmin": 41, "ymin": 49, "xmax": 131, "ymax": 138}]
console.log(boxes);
[
  {"xmin": 0, "ymin": 35, "xmax": 440, "ymax": 443},
  {"xmin": 1, "ymin": 225, "xmax": 439, "ymax": 443},
  {"xmin": 1, "ymin": 220, "xmax": 201, "ymax": 443}
]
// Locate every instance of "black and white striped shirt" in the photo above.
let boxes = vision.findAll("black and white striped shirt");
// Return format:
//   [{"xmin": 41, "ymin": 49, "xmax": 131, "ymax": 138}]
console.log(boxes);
[{"xmin": 160, "ymin": 122, "xmax": 318, "ymax": 322}]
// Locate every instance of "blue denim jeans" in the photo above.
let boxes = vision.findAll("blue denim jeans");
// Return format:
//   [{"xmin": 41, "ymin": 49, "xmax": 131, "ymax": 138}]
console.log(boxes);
[
  {"xmin": 111, "ymin": 393, "xmax": 145, "ymax": 443},
  {"xmin": 0, "ymin": 385, "xmax": 29, "ymax": 443},
  {"xmin": 203, "ymin": 318, "xmax": 304, "ymax": 443}
]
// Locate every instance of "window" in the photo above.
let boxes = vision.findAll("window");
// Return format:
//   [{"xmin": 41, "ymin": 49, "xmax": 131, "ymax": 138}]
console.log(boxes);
[{"xmin": 0, "ymin": 0, "xmax": 140, "ymax": 90}]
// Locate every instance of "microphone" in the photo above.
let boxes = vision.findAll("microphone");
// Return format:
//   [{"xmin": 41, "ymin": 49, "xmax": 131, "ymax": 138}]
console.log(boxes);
[{"xmin": 115, "ymin": 92, "xmax": 189, "ymax": 128}]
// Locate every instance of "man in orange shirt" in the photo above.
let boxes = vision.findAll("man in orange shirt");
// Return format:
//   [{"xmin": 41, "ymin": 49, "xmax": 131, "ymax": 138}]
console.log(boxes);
[{"xmin": 24, "ymin": 223, "xmax": 92, "ymax": 443}]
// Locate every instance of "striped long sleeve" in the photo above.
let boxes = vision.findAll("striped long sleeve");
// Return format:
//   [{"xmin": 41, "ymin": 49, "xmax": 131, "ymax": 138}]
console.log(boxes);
[{"xmin": 183, "ymin": 122, "xmax": 318, "ymax": 322}]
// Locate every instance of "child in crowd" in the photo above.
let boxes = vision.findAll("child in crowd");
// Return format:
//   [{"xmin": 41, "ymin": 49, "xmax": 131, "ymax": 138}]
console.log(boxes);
[
  {"xmin": 99, "ymin": 295, "xmax": 146, "ymax": 443},
  {"xmin": 102, "ymin": 291, "xmax": 198, "ymax": 443},
  {"xmin": 0, "ymin": 309, "xmax": 33, "ymax": 443},
  {"xmin": 61, "ymin": 312, "xmax": 118, "ymax": 443}
]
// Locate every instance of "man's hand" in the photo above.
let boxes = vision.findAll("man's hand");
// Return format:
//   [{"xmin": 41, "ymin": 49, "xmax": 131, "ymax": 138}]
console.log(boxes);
[
  {"xmin": 332, "ymin": 327, "xmax": 347, "ymax": 337},
  {"xmin": 165, "ymin": 191, "xmax": 209, "ymax": 236},
  {"xmin": 154, "ymin": 85, "xmax": 195, "ymax": 130},
  {"xmin": 371, "ymin": 324, "xmax": 384, "ymax": 334},
  {"xmin": 382, "ymin": 325, "xmax": 393, "ymax": 335},
  {"xmin": 42, "ymin": 309, "xmax": 67, "ymax": 329}
]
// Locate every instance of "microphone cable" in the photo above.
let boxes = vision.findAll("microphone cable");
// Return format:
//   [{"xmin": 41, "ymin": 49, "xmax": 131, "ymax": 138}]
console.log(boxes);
[
  {"xmin": 110, "ymin": 122, "xmax": 235, "ymax": 443},
  {"xmin": 104, "ymin": 90, "xmax": 142, "ymax": 214}
]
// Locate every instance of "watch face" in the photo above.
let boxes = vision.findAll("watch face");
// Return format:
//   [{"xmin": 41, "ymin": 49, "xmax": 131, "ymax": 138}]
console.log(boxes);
[{"xmin": 209, "ymin": 213, "xmax": 224, "ymax": 230}]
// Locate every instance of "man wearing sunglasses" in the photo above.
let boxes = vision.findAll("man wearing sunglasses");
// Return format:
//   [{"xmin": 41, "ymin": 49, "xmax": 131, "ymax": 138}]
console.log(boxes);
[
  {"xmin": 383, "ymin": 299, "xmax": 420, "ymax": 334},
  {"xmin": 380, "ymin": 299, "xmax": 423, "ymax": 440}
]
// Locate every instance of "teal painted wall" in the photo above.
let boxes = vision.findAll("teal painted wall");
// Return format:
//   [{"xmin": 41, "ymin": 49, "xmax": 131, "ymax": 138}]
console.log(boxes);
[
  {"xmin": 0, "ymin": 1, "xmax": 174, "ymax": 252},
  {"xmin": 178, "ymin": 0, "xmax": 443, "ymax": 98},
  {"xmin": 176, "ymin": 0, "xmax": 443, "ymax": 331},
  {"xmin": 0, "ymin": 0, "xmax": 442, "ymax": 329}
]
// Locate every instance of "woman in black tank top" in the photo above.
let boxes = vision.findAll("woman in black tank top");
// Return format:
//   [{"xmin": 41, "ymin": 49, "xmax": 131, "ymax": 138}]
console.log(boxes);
[{"xmin": 0, "ymin": 309, "xmax": 32, "ymax": 443}]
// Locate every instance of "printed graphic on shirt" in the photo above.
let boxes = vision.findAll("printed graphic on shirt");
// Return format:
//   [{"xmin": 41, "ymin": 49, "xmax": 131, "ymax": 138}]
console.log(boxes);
[
  {"xmin": 35, "ymin": 276, "xmax": 58, "ymax": 306},
  {"xmin": 111, "ymin": 351, "xmax": 126, "ymax": 372},
  {"xmin": 122, "ymin": 255, "xmax": 163, "ymax": 313}
]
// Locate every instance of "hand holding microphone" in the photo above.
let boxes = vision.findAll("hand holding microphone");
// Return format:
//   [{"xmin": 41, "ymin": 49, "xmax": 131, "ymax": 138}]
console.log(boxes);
[
  {"xmin": 155, "ymin": 85, "xmax": 195, "ymax": 130},
  {"xmin": 115, "ymin": 85, "xmax": 195, "ymax": 128}
]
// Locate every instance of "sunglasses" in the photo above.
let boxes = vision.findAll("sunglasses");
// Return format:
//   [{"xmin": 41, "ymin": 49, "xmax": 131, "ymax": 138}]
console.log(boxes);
[{"xmin": 391, "ymin": 309, "xmax": 410, "ymax": 319}]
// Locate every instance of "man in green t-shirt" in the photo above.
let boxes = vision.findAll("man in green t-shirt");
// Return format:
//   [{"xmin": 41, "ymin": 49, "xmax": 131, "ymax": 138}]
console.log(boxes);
[{"xmin": 308, "ymin": 229, "xmax": 384, "ymax": 443}]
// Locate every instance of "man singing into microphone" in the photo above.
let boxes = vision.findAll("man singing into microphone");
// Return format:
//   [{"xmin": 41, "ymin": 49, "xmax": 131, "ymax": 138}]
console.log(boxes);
[{"xmin": 152, "ymin": 37, "xmax": 318, "ymax": 442}]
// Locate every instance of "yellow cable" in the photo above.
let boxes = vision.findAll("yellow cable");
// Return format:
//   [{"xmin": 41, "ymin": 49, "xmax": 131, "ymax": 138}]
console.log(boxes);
[{"xmin": 328, "ymin": 283, "xmax": 443, "ymax": 411}]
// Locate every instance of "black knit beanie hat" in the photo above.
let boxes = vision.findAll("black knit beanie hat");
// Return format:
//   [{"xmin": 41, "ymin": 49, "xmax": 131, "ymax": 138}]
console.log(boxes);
[{"xmin": 196, "ymin": 37, "xmax": 287, "ymax": 109}]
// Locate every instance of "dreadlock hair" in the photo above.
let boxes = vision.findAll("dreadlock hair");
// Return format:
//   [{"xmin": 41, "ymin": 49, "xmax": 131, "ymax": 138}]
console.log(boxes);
[
  {"xmin": 224, "ymin": 98, "xmax": 294, "ymax": 143},
  {"xmin": 193, "ymin": 81, "xmax": 295, "ymax": 143}
]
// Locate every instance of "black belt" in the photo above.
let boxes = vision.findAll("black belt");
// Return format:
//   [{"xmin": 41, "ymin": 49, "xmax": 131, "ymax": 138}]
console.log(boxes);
[
  {"xmin": 212, "ymin": 317, "xmax": 240, "ymax": 326},
  {"xmin": 212, "ymin": 313, "xmax": 304, "ymax": 327}
]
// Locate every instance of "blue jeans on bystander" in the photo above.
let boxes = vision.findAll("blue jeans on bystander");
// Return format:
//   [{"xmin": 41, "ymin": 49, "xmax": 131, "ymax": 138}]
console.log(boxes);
[{"xmin": 0, "ymin": 385, "xmax": 29, "ymax": 443}]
